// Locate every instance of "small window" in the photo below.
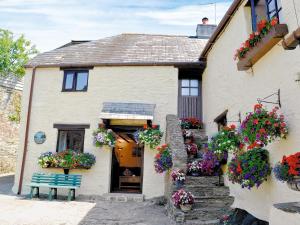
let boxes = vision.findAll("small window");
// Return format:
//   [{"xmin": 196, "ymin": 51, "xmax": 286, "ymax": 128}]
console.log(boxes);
[
  {"xmin": 57, "ymin": 129, "xmax": 85, "ymax": 152},
  {"xmin": 181, "ymin": 79, "xmax": 199, "ymax": 96},
  {"xmin": 62, "ymin": 70, "xmax": 88, "ymax": 92},
  {"xmin": 248, "ymin": 0, "xmax": 283, "ymax": 32}
]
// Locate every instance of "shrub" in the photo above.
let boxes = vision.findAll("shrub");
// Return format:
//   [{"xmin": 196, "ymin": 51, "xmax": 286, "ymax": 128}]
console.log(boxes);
[{"xmin": 273, "ymin": 152, "xmax": 300, "ymax": 182}]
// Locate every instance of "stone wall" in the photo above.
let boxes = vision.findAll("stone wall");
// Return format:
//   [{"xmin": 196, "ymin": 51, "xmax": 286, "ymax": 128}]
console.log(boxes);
[
  {"xmin": 165, "ymin": 114, "xmax": 186, "ymax": 196},
  {"xmin": 0, "ymin": 85, "xmax": 21, "ymax": 174}
]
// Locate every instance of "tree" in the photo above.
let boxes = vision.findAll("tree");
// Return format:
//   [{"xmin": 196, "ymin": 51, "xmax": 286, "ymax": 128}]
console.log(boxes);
[{"xmin": 0, "ymin": 29, "xmax": 38, "ymax": 78}]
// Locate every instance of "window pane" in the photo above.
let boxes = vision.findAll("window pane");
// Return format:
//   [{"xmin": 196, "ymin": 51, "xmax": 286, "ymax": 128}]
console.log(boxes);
[
  {"xmin": 190, "ymin": 80, "xmax": 199, "ymax": 87},
  {"xmin": 76, "ymin": 72, "xmax": 88, "ymax": 91},
  {"xmin": 181, "ymin": 88, "xmax": 189, "ymax": 96},
  {"xmin": 58, "ymin": 131, "xmax": 68, "ymax": 152},
  {"xmin": 190, "ymin": 88, "xmax": 199, "ymax": 96},
  {"xmin": 64, "ymin": 72, "xmax": 74, "ymax": 90},
  {"xmin": 268, "ymin": 0, "xmax": 276, "ymax": 14},
  {"xmin": 67, "ymin": 130, "xmax": 84, "ymax": 152},
  {"xmin": 181, "ymin": 79, "xmax": 189, "ymax": 87}
]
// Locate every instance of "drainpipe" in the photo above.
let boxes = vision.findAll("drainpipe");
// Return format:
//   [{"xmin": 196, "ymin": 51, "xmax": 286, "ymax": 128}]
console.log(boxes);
[{"xmin": 17, "ymin": 66, "xmax": 37, "ymax": 195}]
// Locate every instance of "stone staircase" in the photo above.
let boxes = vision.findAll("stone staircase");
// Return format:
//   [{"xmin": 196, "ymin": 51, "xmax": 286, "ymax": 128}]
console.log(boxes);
[{"xmin": 167, "ymin": 128, "xmax": 234, "ymax": 224}]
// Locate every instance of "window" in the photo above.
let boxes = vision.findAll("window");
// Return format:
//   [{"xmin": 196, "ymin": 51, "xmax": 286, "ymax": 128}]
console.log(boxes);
[
  {"xmin": 181, "ymin": 79, "xmax": 199, "ymax": 96},
  {"xmin": 57, "ymin": 129, "xmax": 85, "ymax": 152},
  {"xmin": 62, "ymin": 70, "xmax": 88, "ymax": 91},
  {"xmin": 248, "ymin": 0, "xmax": 283, "ymax": 32}
]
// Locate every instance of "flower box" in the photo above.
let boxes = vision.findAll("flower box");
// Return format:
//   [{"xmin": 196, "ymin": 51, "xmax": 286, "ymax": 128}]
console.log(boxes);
[{"xmin": 237, "ymin": 24, "xmax": 288, "ymax": 71}]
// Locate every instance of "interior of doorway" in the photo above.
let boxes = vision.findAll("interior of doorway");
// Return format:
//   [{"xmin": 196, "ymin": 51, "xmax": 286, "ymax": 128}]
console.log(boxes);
[{"xmin": 110, "ymin": 129, "xmax": 144, "ymax": 194}]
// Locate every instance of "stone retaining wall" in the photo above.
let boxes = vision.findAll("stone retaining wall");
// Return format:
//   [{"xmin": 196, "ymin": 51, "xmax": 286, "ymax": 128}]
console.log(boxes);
[{"xmin": 0, "ymin": 85, "xmax": 21, "ymax": 174}]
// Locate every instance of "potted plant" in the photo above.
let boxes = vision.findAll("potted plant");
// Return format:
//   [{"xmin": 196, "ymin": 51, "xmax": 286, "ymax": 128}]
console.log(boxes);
[
  {"xmin": 185, "ymin": 143, "xmax": 198, "ymax": 158},
  {"xmin": 187, "ymin": 161, "xmax": 201, "ymax": 176},
  {"xmin": 198, "ymin": 150, "xmax": 220, "ymax": 176},
  {"xmin": 180, "ymin": 117, "xmax": 203, "ymax": 129},
  {"xmin": 273, "ymin": 152, "xmax": 300, "ymax": 191},
  {"xmin": 172, "ymin": 189, "xmax": 194, "ymax": 212},
  {"xmin": 93, "ymin": 127, "xmax": 115, "ymax": 148},
  {"xmin": 182, "ymin": 129, "xmax": 194, "ymax": 144},
  {"xmin": 171, "ymin": 169, "xmax": 186, "ymax": 189},
  {"xmin": 240, "ymin": 104, "xmax": 288, "ymax": 150},
  {"xmin": 154, "ymin": 144, "xmax": 173, "ymax": 173},
  {"xmin": 139, "ymin": 124, "xmax": 163, "ymax": 149},
  {"xmin": 227, "ymin": 148, "xmax": 271, "ymax": 189}
]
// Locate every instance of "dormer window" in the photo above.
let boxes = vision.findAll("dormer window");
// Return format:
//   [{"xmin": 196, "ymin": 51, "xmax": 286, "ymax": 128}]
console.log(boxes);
[
  {"xmin": 247, "ymin": 0, "xmax": 283, "ymax": 32},
  {"xmin": 62, "ymin": 70, "xmax": 89, "ymax": 92}
]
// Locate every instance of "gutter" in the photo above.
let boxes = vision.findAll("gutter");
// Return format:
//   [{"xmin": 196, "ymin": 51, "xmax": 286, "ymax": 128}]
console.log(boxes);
[
  {"xmin": 24, "ymin": 61, "xmax": 207, "ymax": 69},
  {"xmin": 17, "ymin": 66, "xmax": 37, "ymax": 195},
  {"xmin": 199, "ymin": 0, "xmax": 243, "ymax": 60}
]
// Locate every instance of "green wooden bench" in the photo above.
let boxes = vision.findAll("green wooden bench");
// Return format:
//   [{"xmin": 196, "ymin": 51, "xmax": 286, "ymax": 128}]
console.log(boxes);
[{"xmin": 29, "ymin": 173, "xmax": 82, "ymax": 201}]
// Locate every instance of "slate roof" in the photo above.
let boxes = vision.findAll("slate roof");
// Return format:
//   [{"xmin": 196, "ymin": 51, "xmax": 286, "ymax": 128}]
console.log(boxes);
[
  {"xmin": 102, "ymin": 102, "xmax": 155, "ymax": 116},
  {"xmin": 27, "ymin": 34, "xmax": 207, "ymax": 67}
]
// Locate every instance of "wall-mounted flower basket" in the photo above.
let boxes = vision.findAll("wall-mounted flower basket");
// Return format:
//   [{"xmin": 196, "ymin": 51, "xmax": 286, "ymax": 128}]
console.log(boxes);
[
  {"xmin": 287, "ymin": 177, "xmax": 300, "ymax": 191},
  {"xmin": 237, "ymin": 24, "xmax": 288, "ymax": 71}
]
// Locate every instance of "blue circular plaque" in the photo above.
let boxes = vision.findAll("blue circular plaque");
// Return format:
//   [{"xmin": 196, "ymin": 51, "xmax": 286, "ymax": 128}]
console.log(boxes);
[{"xmin": 34, "ymin": 131, "xmax": 46, "ymax": 144}]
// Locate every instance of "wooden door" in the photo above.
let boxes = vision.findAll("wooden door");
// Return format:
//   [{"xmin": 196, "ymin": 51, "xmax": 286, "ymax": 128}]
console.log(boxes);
[{"xmin": 178, "ymin": 79, "xmax": 202, "ymax": 119}]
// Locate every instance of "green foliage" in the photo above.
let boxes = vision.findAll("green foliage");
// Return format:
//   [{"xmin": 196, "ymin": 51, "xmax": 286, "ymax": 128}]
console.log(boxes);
[
  {"xmin": 8, "ymin": 92, "xmax": 21, "ymax": 123},
  {"xmin": 0, "ymin": 29, "xmax": 38, "ymax": 78},
  {"xmin": 139, "ymin": 127, "xmax": 163, "ymax": 149}
]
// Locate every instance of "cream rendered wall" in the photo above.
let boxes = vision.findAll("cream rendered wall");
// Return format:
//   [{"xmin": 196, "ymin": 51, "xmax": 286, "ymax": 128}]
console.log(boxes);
[
  {"xmin": 202, "ymin": 0, "xmax": 300, "ymax": 222},
  {"xmin": 13, "ymin": 66, "xmax": 178, "ymax": 199}
]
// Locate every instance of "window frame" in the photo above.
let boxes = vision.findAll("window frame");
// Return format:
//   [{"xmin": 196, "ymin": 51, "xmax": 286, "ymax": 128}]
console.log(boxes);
[
  {"xmin": 180, "ymin": 79, "xmax": 200, "ymax": 97},
  {"xmin": 249, "ymin": 0, "xmax": 282, "ymax": 32},
  {"xmin": 62, "ymin": 70, "xmax": 89, "ymax": 92},
  {"xmin": 56, "ymin": 128, "xmax": 85, "ymax": 153}
]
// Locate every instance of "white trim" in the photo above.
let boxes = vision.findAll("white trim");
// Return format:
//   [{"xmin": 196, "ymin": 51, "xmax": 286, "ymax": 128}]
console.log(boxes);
[{"xmin": 99, "ymin": 112, "xmax": 153, "ymax": 120}]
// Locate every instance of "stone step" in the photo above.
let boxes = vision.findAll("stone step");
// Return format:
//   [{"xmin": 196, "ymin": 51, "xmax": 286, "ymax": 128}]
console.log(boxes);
[
  {"xmin": 102, "ymin": 193, "xmax": 144, "ymax": 202},
  {"xmin": 185, "ymin": 185, "xmax": 230, "ymax": 197},
  {"xmin": 193, "ymin": 195, "xmax": 234, "ymax": 208},
  {"xmin": 185, "ymin": 176, "xmax": 223, "ymax": 186},
  {"xmin": 185, "ymin": 219, "xmax": 220, "ymax": 225},
  {"xmin": 184, "ymin": 206, "xmax": 230, "ymax": 221}
]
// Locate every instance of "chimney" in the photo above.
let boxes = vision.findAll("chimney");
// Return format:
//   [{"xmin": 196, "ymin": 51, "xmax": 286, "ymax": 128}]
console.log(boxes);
[{"xmin": 196, "ymin": 17, "xmax": 217, "ymax": 39}]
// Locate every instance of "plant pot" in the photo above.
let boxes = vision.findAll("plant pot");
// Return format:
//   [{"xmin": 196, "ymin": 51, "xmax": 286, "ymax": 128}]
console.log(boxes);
[
  {"xmin": 63, "ymin": 168, "xmax": 70, "ymax": 175},
  {"xmin": 221, "ymin": 164, "xmax": 228, "ymax": 174},
  {"xmin": 175, "ymin": 180, "xmax": 184, "ymax": 189},
  {"xmin": 180, "ymin": 204, "xmax": 192, "ymax": 212},
  {"xmin": 191, "ymin": 172, "xmax": 200, "ymax": 177},
  {"xmin": 287, "ymin": 176, "xmax": 300, "ymax": 191}
]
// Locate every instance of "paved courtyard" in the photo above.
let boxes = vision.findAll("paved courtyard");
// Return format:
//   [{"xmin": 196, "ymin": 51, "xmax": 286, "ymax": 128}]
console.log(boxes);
[{"xmin": 0, "ymin": 174, "xmax": 174, "ymax": 225}]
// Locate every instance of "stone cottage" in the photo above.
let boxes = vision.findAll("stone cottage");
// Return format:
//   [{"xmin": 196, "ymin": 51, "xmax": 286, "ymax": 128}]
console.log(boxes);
[
  {"xmin": 0, "ymin": 75, "xmax": 23, "ymax": 174},
  {"xmin": 12, "ymin": 33, "xmax": 209, "ymax": 199},
  {"xmin": 199, "ymin": 0, "xmax": 300, "ymax": 224}
]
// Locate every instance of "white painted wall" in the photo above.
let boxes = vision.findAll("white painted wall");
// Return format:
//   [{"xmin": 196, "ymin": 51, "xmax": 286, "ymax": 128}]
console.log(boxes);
[
  {"xmin": 202, "ymin": 0, "xmax": 300, "ymax": 223},
  {"xmin": 13, "ymin": 66, "xmax": 178, "ymax": 198}
]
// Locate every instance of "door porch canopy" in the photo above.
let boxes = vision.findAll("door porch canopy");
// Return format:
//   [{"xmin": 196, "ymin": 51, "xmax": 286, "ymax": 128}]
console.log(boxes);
[{"xmin": 99, "ymin": 102, "xmax": 156, "ymax": 120}]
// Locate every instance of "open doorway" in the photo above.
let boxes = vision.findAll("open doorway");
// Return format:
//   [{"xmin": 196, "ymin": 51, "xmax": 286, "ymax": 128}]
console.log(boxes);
[{"xmin": 110, "ymin": 131, "xmax": 144, "ymax": 193}]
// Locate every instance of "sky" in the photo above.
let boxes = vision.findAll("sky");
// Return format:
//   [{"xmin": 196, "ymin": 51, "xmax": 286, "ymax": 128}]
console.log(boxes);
[{"xmin": 0, "ymin": 0, "xmax": 233, "ymax": 52}]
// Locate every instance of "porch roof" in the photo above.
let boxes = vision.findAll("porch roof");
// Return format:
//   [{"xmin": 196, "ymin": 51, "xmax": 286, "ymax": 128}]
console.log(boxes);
[{"xmin": 99, "ymin": 102, "xmax": 155, "ymax": 120}]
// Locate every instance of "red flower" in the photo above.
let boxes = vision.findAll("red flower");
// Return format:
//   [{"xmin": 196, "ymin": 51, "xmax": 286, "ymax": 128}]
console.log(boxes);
[
  {"xmin": 281, "ymin": 122, "xmax": 286, "ymax": 128},
  {"xmin": 155, "ymin": 153, "xmax": 161, "ymax": 159},
  {"xmin": 254, "ymin": 104, "xmax": 262, "ymax": 111},
  {"xmin": 152, "ymin": 124, "xmax": 158, "ymax": 129},
  {"xmin": 249, "ymin": 33, "xmax": 255, "ymax": 39},
  {"xmin": 230, "ymin": 124, "xmax": 236, "ymax": 130},
  {"xmin": 143, "ymin": 124, "xmax": 148, "ymax": 129},
  {"xmin": 253, "ymin": 119, "xmax": 259, "ymax": 125},
  {"xmin": 237, "ymin": 163, "xmax": 242, "ymax": 173},
  {"xmin": 259, "ymin": 128, "xmax": 266, "ymax": 134},
  {"xmin": 244, "ymin": 40, "xmax": 250, "ymax": 48},
  {"xmin": 239, "ymin": 143, "xmax": 245, "ymax": 149},
  {"xmin": 271, "ymin": 17, "xmax": 278, "ymax": 26},
  {"xmin": 162, "ymin": 144, "xmax": 168, "ymax": 148}
]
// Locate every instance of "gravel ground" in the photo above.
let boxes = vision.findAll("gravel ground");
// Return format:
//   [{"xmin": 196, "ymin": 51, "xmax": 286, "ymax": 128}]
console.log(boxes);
[{"xmin": 0, "ymin": 174, "xmax": 174, "ymax": 225}]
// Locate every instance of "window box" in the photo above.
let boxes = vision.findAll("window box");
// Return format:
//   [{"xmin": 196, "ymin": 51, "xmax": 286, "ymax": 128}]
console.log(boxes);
[{"xmin": 237, "ymin": 24, "xmax": 288, "ymax": 71}]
